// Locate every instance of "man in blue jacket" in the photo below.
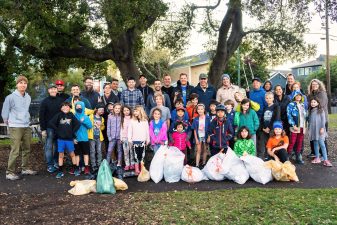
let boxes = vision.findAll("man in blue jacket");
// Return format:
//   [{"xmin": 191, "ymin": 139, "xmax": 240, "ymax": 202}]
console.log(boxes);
[
  {"xmin": 191, "ymin": 73, "xmax": 216, "ymax": 111},
  {"xmin": 249, "ymin": 77, "xmax": 267, "ymax": 119}
]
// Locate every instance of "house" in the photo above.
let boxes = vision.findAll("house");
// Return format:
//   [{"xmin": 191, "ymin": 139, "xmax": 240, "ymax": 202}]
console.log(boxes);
[
  {"xmin": 268, "ymin": 71, "xmax": 288, "ymax": 89},
  {"xmin": 169, "ymin": 52, "xmax": 212, "ymax": 86},
  {"xmin": 291, "ymin": 54, "xmax": 335, "ymax": 78}
]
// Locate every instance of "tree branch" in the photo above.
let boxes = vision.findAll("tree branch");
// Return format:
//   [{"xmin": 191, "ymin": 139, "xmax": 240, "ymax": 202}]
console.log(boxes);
[
  {"xmin": 191, "ymin": 0, "xmax": 222, "ymax": 10},
  {"xmin": 206, "ymin": 9, "xmax": 219, "ymax": 32}
]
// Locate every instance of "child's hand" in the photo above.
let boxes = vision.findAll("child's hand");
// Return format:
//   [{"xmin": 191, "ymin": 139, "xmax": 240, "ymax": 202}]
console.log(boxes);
[
  {"xmin": 293, "ymin": 125, "xmax": 299, "ymax": 132},
  {"xmin": 146, "ymin": 141, "xmax": 150, "ymax": 146},
  {"xmin": 207, "ymin": 137, "xmax": 210, "ymax": 144},
  {"xmin": 320, "ymin": 128, "xmax": 324, "ymax": 135},
  {"xmin": 195, "ymin": 139, "xmax": 200, "ymax": 145},
  {"xmin": 80, "ymin": 118, "xmax": 84, "ymax": 122},
  {"xmin": 73, "ymin": 139, "xmax": 78, "ymax": 144}
]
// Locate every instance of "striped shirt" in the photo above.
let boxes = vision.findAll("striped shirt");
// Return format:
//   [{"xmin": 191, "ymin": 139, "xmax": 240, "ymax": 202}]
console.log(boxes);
[{"xmin": 121, "ymin": 88, "xmax": 145, "ymax": 109}]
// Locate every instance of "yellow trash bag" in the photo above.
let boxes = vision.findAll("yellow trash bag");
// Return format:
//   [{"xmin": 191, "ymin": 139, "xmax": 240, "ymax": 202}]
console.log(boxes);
[
  {"xmin": 265, "ymin": 160, "xmax": 299, "ymax": 182},
  {"xmin": 113, "ymin": 177, "xmax": 128, "ymax": 191},
  {"xmin": 137, "ymin": 162, "xmax": 151, "ymax": 182},
  {"xmin": 68, "ymin": 180, "xmax": 96, "ymax": 195}
]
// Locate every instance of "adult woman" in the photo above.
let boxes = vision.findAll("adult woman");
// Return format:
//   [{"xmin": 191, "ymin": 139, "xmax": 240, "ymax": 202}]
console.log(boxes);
[
  {"xmin": 274, "ymin": 85, "xmax": 291, "ymax": 135},
  {"xmin": 263, "ymin": 80, "xmax": 273, "ymax": 93},
  {"xmin": 307, "ymin": 79, "xmax": 329, "ymax": 157}
]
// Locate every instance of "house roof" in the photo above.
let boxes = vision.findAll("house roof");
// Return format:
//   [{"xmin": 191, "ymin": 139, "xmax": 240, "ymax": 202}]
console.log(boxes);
[
  {"xmin": 291, "ymin": 54, "xmax": 336, "ymax": 69},
  {"xmin": 170, "ymin": 51, "xmax": 212, "ymax": 69},
  {"xmin": 269, "ymin": 72, "xmax": 287, "ymax": 80}
]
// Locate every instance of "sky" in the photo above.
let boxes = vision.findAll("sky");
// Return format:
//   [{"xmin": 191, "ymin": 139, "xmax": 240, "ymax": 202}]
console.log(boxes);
[{"xmin": 165, "ymin": 0, "xmax": 337, "ymax": 71}]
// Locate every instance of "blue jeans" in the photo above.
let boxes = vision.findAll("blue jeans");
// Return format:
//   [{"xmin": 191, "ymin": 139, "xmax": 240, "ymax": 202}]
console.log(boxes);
[
  {"xmin": 313, "ymin": 138, "xmax": 328, "ymax": 161},
  {"xmin": 107, "ymin": 139, "xmax": 122, "ymax": 165},
  {"xmin": 44, "ymin": 128, "xmax": 56, "ymax": 167}
]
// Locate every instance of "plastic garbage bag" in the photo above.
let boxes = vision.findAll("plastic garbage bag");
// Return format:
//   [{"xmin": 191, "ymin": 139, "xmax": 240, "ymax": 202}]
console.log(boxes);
[
  {"xmin": 96, "ymin": 159, "xmax": 116, "ymax": 194},
  {"xmin": 241, "ymin": 155, "xmax": 273, "ymax": 184},
  {"xmin": 137, "ymin": 161, "xmax": 151, "ymax": 182},
  {"xmin": 150, "ymin": 145, "xmax": 169, "ymax": 183},
  {"xmin": 202, "ymin": 153, "xmax": 226, "ymax": 181},
  {"xmin": 68, "ymin": 180, "xmax": 96, "ymax": 195},
  {"xmin": 220, "ymin": 148, "xmax": 249, "ymax": 184},
  {"xmin": 265, "ymin": 160, "xmax": 299, "ymax": 182},
  {"xmin": 163, "ymin": 146, "xmax": 185, "ymax": 183},
  {"xmin": 181, "ymin": 165, "xmax": 208, "ymax": 183},
  {"xmin": 113, "ymin": 177, "xmax": 128, "ymax": 190}
]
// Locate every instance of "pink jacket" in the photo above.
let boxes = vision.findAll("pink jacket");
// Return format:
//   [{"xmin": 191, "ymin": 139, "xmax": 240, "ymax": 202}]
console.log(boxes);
[
  {"xmin": 120, "ymin": 116, "xmax": 131, "ymax": 140},
  {"xmin": 170, "ymin": 131, "xmax": 191, "ymax": 151},
  {"xmin": 149, "ymin": 120, "xmax": 168, "ymax": 145}
]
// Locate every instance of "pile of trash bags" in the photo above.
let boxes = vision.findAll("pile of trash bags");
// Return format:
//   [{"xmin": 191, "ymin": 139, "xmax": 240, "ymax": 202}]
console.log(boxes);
[
  {"xmin": 149, "ymin": 146, "xmax": 299, "ymax": 185},
  {"xmin": 68, "ymin": 159, "xmax": 128, "ymax": 195}
]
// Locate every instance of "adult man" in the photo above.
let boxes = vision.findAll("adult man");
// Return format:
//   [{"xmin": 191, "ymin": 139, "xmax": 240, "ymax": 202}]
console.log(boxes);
[
  {"xmin": 146, "ymin": 79, "xmax": 171, "ymax": 114},
  {"xmin": 173, "ymin": 73, "xmax": 194, "ymax": 107},
  {"xmin": 249, "ymin": 77, "xmax": 267, "ymax": 119},
  {"xmin": 65, "ymin": 84, "xmax": 91, "ymax": 109},
  {"xmin": 216, "ymin": 74, "xmax": 240, "ymax": 108},
  {"xmin": 55, "ymin": 79, "xmax": 70, "ymax": 101},
  {"xmin": 2, "ymin": 75, "xmax": 37, "ymax": 180},
  {"xmin": 161, "ymin": 74, "xmax": 174, "ymax": 108},
  {"xmin": 284, "ymin": 73, "xmax": 296, "ymax": 96},
  {"xmin": 121, "ymin": 77, "xmax": 145, "ymax": 109},
  {"xmin": 81, "ymin": 77, "xmax": 100, "ymax": 109},
  {"xmin": 137, "ymin": 74, "xmax": 154, "ymax": 104},
  {"xmin": 39, "ymin": 83, "xmax": 64, "ymax": 173},
  {"xmin": 191, "ymin": 73, "xmax": 216, "ymax": 110},
  {"xmin": 111, "ymin": 78, "xmax": 121, "ymax": 100}
]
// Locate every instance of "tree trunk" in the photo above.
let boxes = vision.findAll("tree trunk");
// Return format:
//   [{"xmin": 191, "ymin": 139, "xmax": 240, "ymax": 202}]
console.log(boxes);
[{"xmin": 115, "ymin": 58, "xmax": 140, "ymax": 83}]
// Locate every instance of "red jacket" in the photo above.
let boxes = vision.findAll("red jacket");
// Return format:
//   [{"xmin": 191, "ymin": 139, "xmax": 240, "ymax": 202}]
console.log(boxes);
[{"xmin": 170, "ymin": 131, "xmax": 191, "ymax": 151}]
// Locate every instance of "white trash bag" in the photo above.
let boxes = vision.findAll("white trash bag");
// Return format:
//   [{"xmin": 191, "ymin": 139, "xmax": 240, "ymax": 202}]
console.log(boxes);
[
  {"xmin": 241, "ymin": 155, "xmax": 273, "ymax": 185},
  {"xmin": 163, "ymin": 146, "xmax": 185, "ymax": 183},
  {"xmin": 202, "ymin": 153, "xmax": 226, "ymax": 181},
  {"xmin": 221, "ymin": 148, "xmax": 249, "ymax": 184},
  {"xmin": 150, "ymin": 145, "xmax": 169, "ymax": 183},
  {"xmin": 68, "ymin": 180, "xmax": 96, "ymax": 195},
  {"xmin": 181, "ymin": 165, "xmax": 208, "ymax": 183}
]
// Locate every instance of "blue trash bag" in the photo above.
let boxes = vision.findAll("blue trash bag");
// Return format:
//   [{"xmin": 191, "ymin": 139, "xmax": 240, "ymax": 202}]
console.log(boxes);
[{"xmin": 96, "ymin": 159, "xmax": 116, "ymax": 194}]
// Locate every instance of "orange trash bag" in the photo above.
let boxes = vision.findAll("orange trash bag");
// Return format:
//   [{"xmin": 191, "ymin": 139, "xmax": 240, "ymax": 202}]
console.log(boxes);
[
  {"xmin": 265, "ymin": 160, "xmax": 299, "ymax": 182},
  {"xmin": 137, "ymin": 161, "xmax": 150, "ymax": 182}
]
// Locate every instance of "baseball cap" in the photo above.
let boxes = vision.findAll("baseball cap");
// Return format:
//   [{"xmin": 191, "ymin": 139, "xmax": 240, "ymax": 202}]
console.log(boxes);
[
  {"xmin": 55, "ymin": 80, "xmax": 65, "ymax": 85},
  {"xmin": 199, "ymin": 73, "xmax": 208, "ymax": 79},
  {"xmin": 252, "ymin": 77, "xmax": 261, "ymax": 83},
  {"xmin": 176, "ymin": 107, "xmax": 186, "ymax": 112},
  {"xmin": 48, "ymin": 83, "xmax": 57, "ymax": 89}
]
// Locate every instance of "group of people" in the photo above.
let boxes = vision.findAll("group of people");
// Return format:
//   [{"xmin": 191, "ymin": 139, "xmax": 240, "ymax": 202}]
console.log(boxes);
[{"xmin": 1, "ymin": 72, "xmax": 333, "ymax": 181}]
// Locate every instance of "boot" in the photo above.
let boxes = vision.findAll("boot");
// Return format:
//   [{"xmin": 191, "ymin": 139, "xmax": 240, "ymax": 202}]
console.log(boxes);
[
  {"xmin": 134, "ymin": 163, "xmax": 140, "ymax": 175},
  {"xmin": 296, "ymin": 153, "xmax": 304, "ymax": 164}
]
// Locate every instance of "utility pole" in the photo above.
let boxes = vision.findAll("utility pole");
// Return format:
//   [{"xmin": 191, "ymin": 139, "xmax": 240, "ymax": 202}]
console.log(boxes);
[{"xmin": 325, "ymin": 0, "xmax": 331, "ymax": 114}]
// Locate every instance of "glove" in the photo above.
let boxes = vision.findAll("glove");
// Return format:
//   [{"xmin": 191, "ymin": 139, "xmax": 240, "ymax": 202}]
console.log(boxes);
[{"xmin": 41, "ymin": 130, "xmax": 47, "ymax": 137}]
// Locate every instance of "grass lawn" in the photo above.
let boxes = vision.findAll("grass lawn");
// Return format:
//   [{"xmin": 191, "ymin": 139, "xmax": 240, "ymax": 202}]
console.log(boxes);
[
  {"xmin": 329, "ymin": 114, "xmax": 337, "ymax": 129},
  {"xmin": 0, "ymin": 137, "xmax": 39, "ymax": 146},
  {"xmin": 124, "ymin": 188, "xmax": 337, "ymax": 224}
]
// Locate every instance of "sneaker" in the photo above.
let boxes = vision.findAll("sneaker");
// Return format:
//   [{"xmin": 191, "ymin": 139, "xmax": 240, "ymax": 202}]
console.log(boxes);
[
  {"xmin": 129, "ymin": 165, "xmax": 135, "ymax": 170},
  {"xmin": 84, "ymin": 166, "xmax": 90, "ymax": 175},
  {"xmin": 323, "ymin": 160, "xmax": 333, "ymax": 167},
  {"xmin": 56, "ymin": 172, "xmax": 64, "ymax": 179},
  {"xmin": 47, "ymin": 166, "xmax": 57, "ymax": 173},
  {"xmin": 21, "ymin": 169, "xmax": 37, "ymax": 175},
  {"xmin": 69, "ymin": 167, "xmax": 75, "ymax": 175},
  {"xmin": 311, "ymin": 157, "xmax": 321, "ymax": 164},
  {"xmin": 6, "ymin": 173, "xmax": 20, "ymax": 180},
  {"xmin": 307, "ymin": 153, "xmax": 315, "ymax": 158},
  {"xmin": 124, "ymin": 165, "xmax": 130, "ymax": 171},
  {"xmin": 74, "ymin": 169, "xmax": 81, "ymax": 176}
]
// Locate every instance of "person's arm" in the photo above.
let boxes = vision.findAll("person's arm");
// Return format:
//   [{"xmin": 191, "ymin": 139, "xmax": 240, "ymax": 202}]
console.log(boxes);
[
  {"xmin": 139, "ymin": 91, "xmax": 145, "ymax": 108},
  {"xmin": 48, "ymin": 113, "xmax": 59, "ymax": 131},
  {"xmin": 149, "ymin": 121, "xmax": 156, "ymax": 144},
  {"xmin": 248, "ymin": 139, "xmax": 256, "ymax": 156},
  {"xmin": 216, "ymin": 89, "xmax": 221, "ymax": 103},
  {"xmin": 253, "ymin": 111, "xmax": 260, "ymax": 132},
  {"xmin": 72, "ymin": 115, "xmax": 81, "ymax": 135},
  {"xmin": 127, "ymin": 120, "xmax": 133, "ymax": 143},
  {"xmin": 107, "ymin": 116, "xmax": 112, "ymax": 141},
  {"xmin": 82, "ymin": 116, "xmax": 93, "ymax": 129},
  {"xmin": 226, "ymin": 122, "xmax": 234, "ymax": 141},
  {"xmin": 194, "ymin": 130, "xmax": 199, "ymax": 145},
  {"xmin": 160, "ymin": 122, "xmax": 168, "ymax": 144},
  {"xmin": 1, "ymin": 95, "xmax": 10, "ymax": 124},
  {"xmin": 165, "ymin": 94, "xmax": 171, "ymax": 109},
  {"xmin": 250, "ymin": 100, "xmax": 260, "ymax": 112},
  {"xmin": 100, "ymin": 117, "xmax": 105, "ymax": 131},
  {"xmin": 39, "ymin": 100, "xmax": 47, "ymax": 132},
  {"xmin": 287, "ymin": 104, "xmax": 296, "ymax": 128},
  {"xmin": 145, "ymin": 121, "xmax": 150, "ymax": 145},
  {"xmin": 120, "ymin": 91, "xmax": 125, "ymax": 105}
]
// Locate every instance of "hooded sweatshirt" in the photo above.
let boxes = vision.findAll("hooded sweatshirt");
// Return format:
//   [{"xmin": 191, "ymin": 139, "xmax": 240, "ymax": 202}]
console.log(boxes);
[
  {"xmin": 48, "ymin": 111, "xmax": 80, "ymax": 140},
  {"xmin": 249, "ymin": 87, "xmax": 267, "ymax": 118},
  {"xmin": 287, "ymin": 90, "xmax": 307, "ymax": 133},
  {"xmin": 1, "ymin": 90, "xmax": 31, "ymax": 127},
  {"xmin": 74, "ymin": 101, "xmax": 92, "ymax": 142}
]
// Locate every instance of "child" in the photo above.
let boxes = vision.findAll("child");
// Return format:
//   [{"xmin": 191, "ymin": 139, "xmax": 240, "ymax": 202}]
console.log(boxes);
[
  {"xmin": 186, "ymin": 93, "xmax": 199, "ymax": 123},
  {"xmin": 234, "ymin": 90, "xmax": 260, "ymax": 112},
  {"xmin": 120, "ymin": 105, "xmax": 134, "ymax": 171},
  {"xmin": 149, "ymin": 108, "xmax": 168, "ymax": 153},
  {"xmin": 191, "ymin": 103, "xmax": 210, "ymax": 168},
  {"xmin": 71, "ymin": 96, "xmax": 94, "ymax": 115},
  {"xmin": 308, "ymin": 97, "xmax": 332, "ymax": 167},
  {"xmin": 128, "ymin": 105, "xmax": 150, "ymax": 175},
  {"xmin": 74, "ymin": 101, "xmax": 93, "ymax": 176},
  {"xmin": 224, "ymin": 99, "xmax": 235, "ymax": 149},
  {"xmin": 233, "ymin": 126, "xmax": 255, "ymax": 157},
  {"xmin": 261, "ymin": 92, "xmax": 280, "ymax": 159},
  {"xmin": 107, "ymin": 103, "xmax": 123, "ymax": 167},
  {"xmin": 207, "ymin": 104, "xmax": 233, "ymax": 156},
  {"xmin": 49, "ymin": 102, "xmax": 80, "ymax": 178},
  {"xmin": 149, "ymin": 93, "xmax": 171, "ymax": 128},
  {"xmin": 88, "ymin": 104, "xmax": 105, "ymax": 171},
  {"xmin": 170, "ymin": 121, "xmax": 191, "ymax": 164},
  {"xmin": 169, "ymin": 107, "xmax": 191, "ymax": 136},
  {"xmin": 234, "ymin": 98, "xmax": 260, "ymax": 149},
  {"xmin": 209, "ymin": 99, "xmax": 219, "ymax": 122},
  {"xmin": 266, "ymin": 121, "xmax": 289, "ymax": 163},
  {"xmin": 171, "ymin": 98, "xmax": 189, "ymax": 122},
  {"xmin": 287, "ymin": 90, "xmax": 307, "ymax": 164}
]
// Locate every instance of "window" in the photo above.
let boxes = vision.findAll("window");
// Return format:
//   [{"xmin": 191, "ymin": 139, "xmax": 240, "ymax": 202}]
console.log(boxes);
[
  {"xmin": 298, "ymin": 68, "xmax": 305, "ymax": 76},
  {"xmin": 305, "ymin": 67, "xmax": 312, "ymax": 76}
]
